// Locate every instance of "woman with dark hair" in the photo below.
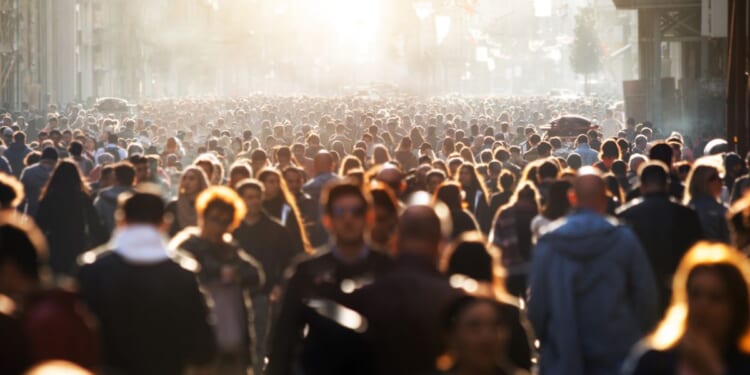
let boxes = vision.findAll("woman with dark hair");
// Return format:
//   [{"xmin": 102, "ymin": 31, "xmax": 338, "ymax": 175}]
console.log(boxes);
[
  {"xmin": 604, "ymin": 173, "xmax": 625, "ymax": 214},
  {"xmin": 490, "ymin": 182, "xmax": 540, "ymax": 298},
  {"xmin": 625, "ymin": 242, "xmax": 750, "ymax": 374},
  {"xmin": 257, "ymin": 168, "xmax": 311, "ymax": 254},
  {"xmin": 370, "ymin": 184, "xmax": 400, "ymax": 252},
  {"xmin": 165, "ymin": 166, "xmax": 210, "ymax": 237},
  {"xmin": 595, "ymin": 139, "xmax": 622, "ymax": 173},
  {"xmin": 338, "ymin": 155, "xmax": 362, "ymax": 176},
  {"xmin": 434, "ymin": 181, "xmax": 480, "ymax": 240},
  {"xmin": 531, "ymin": 180, "xmax": 572, "ymax": 243},
  {"xmin": 372, "ymin": 144, "xmax": 391, "ymax": 167},
  {"xmin": 35, "ymin": 160, "xmax": 106, "ymax": 276},
  {"xmin": 685, "ymin": 164, "xmax": 730, "ymax": 243},
  {"xmin": 394, "ymin": 137, "xmax": 417, "ymax": 172},
  {"xmin": 438, "ymin": 295, "xmax": 532, "ymax": 375},
  {"xmin": 456, "ymin": 163, "xmax": 493, "ymax": 234}
]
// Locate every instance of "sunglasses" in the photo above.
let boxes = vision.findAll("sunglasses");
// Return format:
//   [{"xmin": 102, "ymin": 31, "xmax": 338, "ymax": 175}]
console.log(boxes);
[{"xmin": 331, "ymin": 206, "xmax": 367, "ymax": 218}]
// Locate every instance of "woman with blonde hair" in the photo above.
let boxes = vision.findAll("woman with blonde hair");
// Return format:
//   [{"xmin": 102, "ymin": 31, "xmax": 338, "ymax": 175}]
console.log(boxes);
[
  {"xmin": 165, "ymin": 166, "xmax": 210, "ymax": 236},
  {"xmin": 625, "ymin": 242, "xmax": 750, "ymax": 374},
  {"xmin": 685, "ymin": 164, "xmax": 730, "ymax": 243}
]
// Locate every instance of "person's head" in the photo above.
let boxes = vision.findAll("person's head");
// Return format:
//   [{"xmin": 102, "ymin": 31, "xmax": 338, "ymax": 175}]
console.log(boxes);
[
  {"xmin": 648, "ymin": 242, "xmax": 750, "ymax": 353},
  {"xmin": 685, "ymin": 164, "xmax": 723, "ymax": 203},
  {"xmin": 129, "ymin": 154, "xmax": 150, "ymax": 183},
  {"xmin": 228, "ymin": 163, "xmax": 252, "ymax": 189},
  {"xmin": 426, "ymin": 169, "xmax": 447, "ymax": 194},
  {"xmin": 0, "ymin": 173, "xmax": 24, "ymax": 210},
  {"xmin": 639, "ymin": 161, "xmax": 670, "ymax": 195},
  {"xmin": 569, "ymin": 167, "xmax": 608, "ymax": 214},
  {"xmin": 395, "ymin": 204, "xmax": 443, "ymax": 262},
  {"xmin": 440, "ymin": 231, "xmax": 506, "ymax": 295},
  {"xmin": 372, "ymin": 144, "xmax": 391, "ymax": 165},
  {"xmin": 117, "ymin": 192, "xmax": 166, "ymax": 227},
  {"xmin": 649, "ymin": 142, "xmax": 674, "ymax": 167},
  {"xmin": 282, "ymin": 166, "xmax": 306, "ymax": 194},
  {"xmin": 339, "ymin": 155, "xmax": 362, "ymax": 176},
  {"xmin": 40, "ymin": 146, "xmax": 59, "ymax": 162},
  {"xmin": 599, "ymin": 139, "xmax": 621, "ymax": 163},
  {"xmin": 370, "ymin": 184, "xmax": 400, "ymax": 251},
  {"xmin": 195, "ymin": 186, "xmax": 246, "ymax": 242},
  {"xmin": 113, "ymin": 162, "xmax": 136, "ymax": 187},
  {"xmin": 434, "ymin": 181, "xmax": 465, "ymax": 211},
  {"xmin": 179, "ymin": 166, "xmax": 210, "ymax": 198},
  {"xmin": 538, "ymin": 160, "xmax": 560, "ymax": 182},
  {"xmin": 67, "ymin": 140, "xmax": 83, "ymax": 157},
  {"xmin": 321, "ymin": 182, "xmax": 373, "ymax": 247},
  {"xmin": 235, "ymin": 179, "xmax": 265, "ymax": 218},
  {"xmin": 543, "ymin": 180, "xmax": 572, "ymax": 220},
  {"xmin": 375, "ymin": 164, "xmax": 405, "ymax": 197},
  {"xmin": 566, "ymin": 153, "xmax": 582, "ymax": 170},
  {"xmin": 611, "ymin": 159, "xmax": 627, "ymax": 178},
  {"xmin": 440, "ymin": 295, "xmax": 515, "ymax": 372},
  {"xmin": 576, "ymin": 134, "xmax": 589, "ymax": 147},
  {"xmin": 0, "ymin": 221, "xmax": 47, "ymax": 295},
  {"xmin": 313, "ymin": 150, "xmax": 334, "ymax": 175},
  {"xmin": 12, "ymin": 131, "xmax": 26, "ymax": 144},
  {"xmin": 250, "ymin": 149, "xmax": 268, "ymax": 175},
  {"xmin": 257, "ymin": 168, "xmax": 289, "ymax": 202},
  {"xmin": 40, "ymin": 160, "xmax": 88, "ymax": 201}
]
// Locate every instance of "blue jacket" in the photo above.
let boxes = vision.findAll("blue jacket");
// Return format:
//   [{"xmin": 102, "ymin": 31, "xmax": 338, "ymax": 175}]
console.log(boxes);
[
  {"xmin": 528, "ymin": 210, "xmax": 658, "ymax": 375},
  {"xmin": 574, "ymin": 143, "xmax": 599, "ymax": 166}
]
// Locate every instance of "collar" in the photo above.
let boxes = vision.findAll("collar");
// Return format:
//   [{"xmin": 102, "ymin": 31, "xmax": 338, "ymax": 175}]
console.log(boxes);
[
  {"xmin": 112, "ymin": 225, "xmax": 171, "ymax": 264},
  {"xmin": 331, "ymin": 244, "xmax": 370, "ymax": 264}
]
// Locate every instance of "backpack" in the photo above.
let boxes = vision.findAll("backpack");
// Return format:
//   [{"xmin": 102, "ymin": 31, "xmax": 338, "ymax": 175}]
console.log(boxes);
[{"xmin": 104, "ymin": 145, "xmax": 121, "ymax": 162}]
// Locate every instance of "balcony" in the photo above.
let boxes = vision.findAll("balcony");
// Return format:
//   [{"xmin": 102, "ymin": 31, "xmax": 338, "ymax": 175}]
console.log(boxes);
[{"xmin": 612, "ymin": 0, "xmax": 700, "ymax": 9}]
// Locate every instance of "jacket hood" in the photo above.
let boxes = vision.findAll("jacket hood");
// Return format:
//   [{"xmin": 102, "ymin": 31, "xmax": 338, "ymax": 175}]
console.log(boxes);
[{"xmin": 540, "ymin": 210, "xmax": 622, "ymax": 260}]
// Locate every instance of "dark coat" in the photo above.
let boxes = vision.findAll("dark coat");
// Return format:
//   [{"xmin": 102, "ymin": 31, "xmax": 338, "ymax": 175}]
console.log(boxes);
[
  {"xmin": 234, "ymin": 214, "xmax": 297, "ymax": 294},
  {"xmin": 625, "ymin": 346, "xmax": 750, "ymax": 375},
  {"xmin": 267, "ymin": 249, "xmax": 392, "ymax": 375},
  {"xmin": 616, "ymin": 193, "xmax": 704, "ymax": 311},
  {"xmin": 76, "ymin": 249, "xmax": 216, "ymax": 375},
  {"xmin": 35, "ymin": 191, "xmax": 106, "ymax": 275}
]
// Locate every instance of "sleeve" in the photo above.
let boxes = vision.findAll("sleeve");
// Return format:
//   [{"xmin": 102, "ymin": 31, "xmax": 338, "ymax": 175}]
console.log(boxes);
[
  {"xmin": 235, "ymin": 249, "xmax": 266, "ymax": 293},
  {"xmin": 266, "ymin": 266, "xmax": 307, "ymax": 375},
  {"xmin": 182, "ymin": 273, "xmax": 218, "ymax": 366},
  {"xmin": 624, "ymin": 228, "xmax": 660, "ymax": 331},
  {"xmin": 526, "ymin": 238, "xmax": 550, "ymax": 341}
]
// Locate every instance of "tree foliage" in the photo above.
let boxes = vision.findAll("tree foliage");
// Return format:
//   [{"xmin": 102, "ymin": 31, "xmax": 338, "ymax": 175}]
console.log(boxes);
[{"xmin": 570, "ymin": 7, "xmax": 604, "ymax": 77}]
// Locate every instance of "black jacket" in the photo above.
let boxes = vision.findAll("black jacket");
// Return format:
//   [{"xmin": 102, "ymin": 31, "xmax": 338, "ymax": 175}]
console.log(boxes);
[
  {"xmin": 267, "ymin": 249, "xmax": 392, "ymax": 375},
  {"xmin": 616, "ymin": 193, "xmax": 704, "ymax": 311},
  {"xmin": 76, "ymin": 249, "xmax": 216, "ymax": 375},
  {"xmin": 234, "ymin": 214, "xmax": 296, "ymax": 295}
]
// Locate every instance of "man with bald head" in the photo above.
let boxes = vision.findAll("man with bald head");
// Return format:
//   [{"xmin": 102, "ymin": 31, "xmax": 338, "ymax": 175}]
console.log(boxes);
[
  {"xmin": 375, "ymin": 163, "xmax": 405, "ymax": 200},
  {"xmin": 303, "ymin": 150, "xmax": 341, "ymax": 247},
  {"xmin": 528, "ymin": 167, "xmax": 658, "ymax": 375},
  {"xmin": 345, "ymin": 204, "xmax": 460, "ymax": 375}
]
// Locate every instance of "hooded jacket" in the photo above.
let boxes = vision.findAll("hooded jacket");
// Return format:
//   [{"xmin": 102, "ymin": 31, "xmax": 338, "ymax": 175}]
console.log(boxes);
[
  {"xmin": 4, "ymin": 141, "xmax": 31, "ymax": 177},
  {"xmin": 528, "ymin": 210, "xmax": 658, "ymax": 375}
]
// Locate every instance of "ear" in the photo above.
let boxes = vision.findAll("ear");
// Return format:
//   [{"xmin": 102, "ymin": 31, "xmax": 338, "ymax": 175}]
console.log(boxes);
[
  {"xmin": 322, "ymin": 215, "xmax": 332, "ymax": 231},
  {"xmin": 567, "ymin": 189, "xmax": 578, "ymax": 208}
]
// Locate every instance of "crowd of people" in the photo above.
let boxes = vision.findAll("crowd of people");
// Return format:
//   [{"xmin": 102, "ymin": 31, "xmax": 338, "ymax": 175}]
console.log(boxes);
[{"xmin": 2, "ymin": 94, "xmax": 750, "ymax": 375}]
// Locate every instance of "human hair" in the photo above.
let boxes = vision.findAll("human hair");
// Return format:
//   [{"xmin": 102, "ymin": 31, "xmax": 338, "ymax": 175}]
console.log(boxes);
[
  {"xmin": 576, "ymin": 134, "xmax": 589, "ymax": 145},
  {"xmin": 434, "ymin": 181, "xmax": 466, "ymax": 211},
  {"xmin": 322, "ymin": 182, "xmax": 370, "ymax": 216},
  {"xmin": 339, "ymin": 155, "xmax": 363, "ymax": 176},
  {"xmin": 0, "ymin": 223, "xmax": 44, "ymax": 281},
  {"xmin": 538, "ymin": 160, "xmax": 560, "ymax": 180},
  {"xmin": 455, "ymin": 163, "xmax": 490, "ymax": 206},
  {"xmin": 549, "ymin": 137, "xmax": 562, "ymax": 149},
  {"xmin": 648, "ymin": 242, "xmax": 750, "ymax": 352},
  {"xmin": 599, "ymin": 139, "xmax": 621, "ymax": 160},
  {"xmin": 684, "ymin": 164, "xmax": 721, "ymax": 204},
  {"xmin": 195, "ymin": 186, "xmax": 246, "ymax": 231},
  {"xmin": 121, "ymin": 192, "xmax": 165, "ymax": 225},
  {"xmin": 494, "ymin": 147, "xmax": 510, "ymax": 162},
  {"xmin": 179, "ymin": 166, "xmax": 210, "ymax": 197},
  {"xmin": 68, "ymin": 140, "xmax": 83, "ymax": 157},
  {"xmin": 113, "ymin": 162, "xmax": 136, "ymax": 186},
  {"xmin": 543, "ymin": 180, "xmax": 572, "ymax": 220},
  {"xmin": 371, "ymin": 183, "xmax": 399, "ymax": 217},
  {"xmin": 649, "ymin": 142, "xmax": 674, "ymax": 167},
  {"xmin": 0, "ymin": 173, "xmax": 24, "ymax": 209},
  {"xmin": 611, "ymin": 159, "xmax": 627, "ymax": 177},
  {"xmin": 498, "ymin": 170, "xmax": 516, "ymax": 193},
  {"xmin": 640, "ymin": 161, "xmax": 670, "ymax": 190},
  {"xmin": 439, "ymin": 231, "xmax": 509, "ymax": 300},
  {"xmin": 39, "ymin": 160, "xmax": 90, "ymax": 201},
  {"xmin": 235, "ymin": 178, "xmax": 265, "ymax": 198},
  {"xmin": 567, "ymin": 153, "xmax": 582, "ymax": 170},
  {"xmin": 372, "ymin": 144, "xmax": 391, "ymax": 165}
]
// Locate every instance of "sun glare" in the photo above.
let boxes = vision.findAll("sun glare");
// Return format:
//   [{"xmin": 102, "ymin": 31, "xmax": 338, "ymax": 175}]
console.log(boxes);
[{"xmin": 318, "ymin": 0, "xmax": 380, "ymax": 53}]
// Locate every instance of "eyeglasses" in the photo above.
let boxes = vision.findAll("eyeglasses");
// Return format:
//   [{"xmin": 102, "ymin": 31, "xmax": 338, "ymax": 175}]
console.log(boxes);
[{"xmin": 331, "ymin": 206, "xmax": 367, "ymax": 218}]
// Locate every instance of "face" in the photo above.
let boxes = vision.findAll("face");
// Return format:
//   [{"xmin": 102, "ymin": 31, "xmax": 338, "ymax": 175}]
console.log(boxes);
[
  {"xmin": 135, "ymin": 163, "xmax": 150, "ymax": 183},
  {"xmin": 240, "ymin": 187, "xmax": 263, "ymax": 217},
  {"xmin": 459, "ymin": 168, "xmax": 473, "ymax": 187},
  {"xmin": 327, "ymin": 195, "xmax": 368, "ymax": 246},
  {"xmin": 708, "ymin": 171, "xmax": 723, "ymax": 198},
  {"xmin": 181, "ymin": 170, "xmax": 203, "ymax": 196},
  {"xmin": 262, "ymin": 174, "xmax": 281, "ymax": 199},
  {"xmin": 687, "ymin": 268, "xmax": 734, "ymax": 344},
  {"xmin": 450, "ymin": 301, "xmax": 509, "ymax": 371},
  {"xmin": 201, "ymin": 207, "xmax": 234, "ymax": 240},
  {"xmin": 284, "ymin": 171, "xmax": 303, "ymax": 193},
  {"xmin": 371, "ymin": 206, "xmax": 397, "ymax": 247}
]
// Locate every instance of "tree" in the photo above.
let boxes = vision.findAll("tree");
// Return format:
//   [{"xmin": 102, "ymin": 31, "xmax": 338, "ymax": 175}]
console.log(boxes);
[{"xmin": 570, "ymin": 7, "xmax": 604, "ymax": 95}]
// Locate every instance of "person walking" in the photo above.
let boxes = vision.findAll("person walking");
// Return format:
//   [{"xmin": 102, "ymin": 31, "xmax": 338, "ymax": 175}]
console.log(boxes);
[
  {"xmin": 77, "ymin": 192, "xmax": 217, "ymax": 375},
  {"xmin": 528, "ymin": 167, "xmax": 659, "ymax": 375}
]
